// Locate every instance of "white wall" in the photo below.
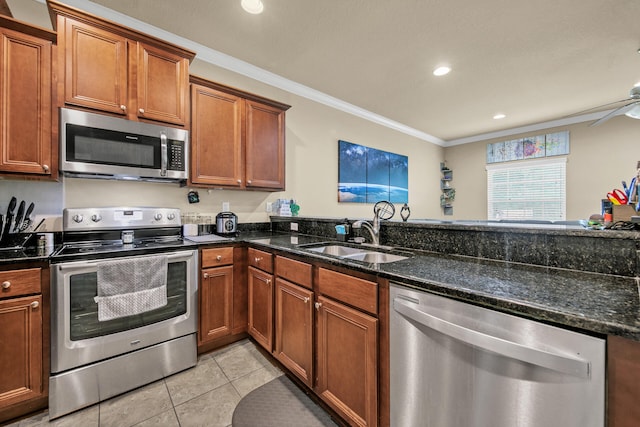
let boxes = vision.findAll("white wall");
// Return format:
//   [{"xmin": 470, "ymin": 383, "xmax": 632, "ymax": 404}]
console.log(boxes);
[{"xmin": 443, "ymin": 117, "xmax": 640, "ymax": 220}]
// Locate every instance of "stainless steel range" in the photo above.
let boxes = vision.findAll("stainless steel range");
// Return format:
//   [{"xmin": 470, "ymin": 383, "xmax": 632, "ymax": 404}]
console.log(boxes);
[{"xmin": 49, "ymin": 207, "xmax": 198, "ymax": 419}]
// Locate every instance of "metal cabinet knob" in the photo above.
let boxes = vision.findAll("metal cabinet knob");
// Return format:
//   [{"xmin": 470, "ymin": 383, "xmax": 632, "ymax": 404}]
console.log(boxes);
[
  {"xmin": 303, "ymin": 297, "xmax": 310, "ymax": 303},
  {"xmin": 2, "ymin": 281, "xmax": 10, "ymax": 289},
  {"xmin": 216, "ymin": 255, "xmax": 222, "ymax": 261},
  {"xmin": 247, "ymin": 180, "xmax": 252, "ymax": 185},
  {"xmin": 237, "ymin": 179, "xmax": 242, "ymax": 184},
  {"xmin": 139, "ymin": 108, "xmax": 145, "ymax": 114},
  {"xmin": 120, "ymin": 105, "xmax": 127, "ymax": 111},
  {"xmin": 254, "ymin": 257, "xmax": 262, "ymax": 263},
  {"xmin": 314, "ymin": 302, "xmax": 322, "ymax": 310},
  {"xmin": 203, "ymin": 272, "xmax": 209, "ymax": 279},
  {"xmin": 42, "ymin": 164, "xmax": 49, "ymax": 172},
  {"xmin": 30, "ymin": 301, "xmax": 39, "ymax": 309}
]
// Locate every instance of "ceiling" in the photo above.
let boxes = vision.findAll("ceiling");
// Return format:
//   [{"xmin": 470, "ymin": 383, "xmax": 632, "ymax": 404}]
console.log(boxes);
[{"xmin": 12, "ymin": 0, "xmax": 640, "ymax": 145}]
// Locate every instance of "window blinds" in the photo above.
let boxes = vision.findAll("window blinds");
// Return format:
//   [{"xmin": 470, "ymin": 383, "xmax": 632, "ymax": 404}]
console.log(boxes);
[{"xmin": 487, "ymin": 158, "xmax": 566, "ymax": 221}]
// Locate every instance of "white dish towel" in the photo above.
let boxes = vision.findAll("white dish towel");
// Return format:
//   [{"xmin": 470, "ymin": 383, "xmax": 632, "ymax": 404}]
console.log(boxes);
[{"xmin": 94, "ymin": 255, "xmax": 168, "ymax": 322}]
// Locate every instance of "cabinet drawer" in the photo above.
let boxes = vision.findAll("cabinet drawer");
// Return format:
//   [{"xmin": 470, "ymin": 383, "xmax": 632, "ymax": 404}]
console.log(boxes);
[
  {"xmin": 317, "ymin": 268, "xmax": 377, "ymax": 315},
  {"xmin": 0, "ymin": 268, "xmax": 41, "ymax": 299},
  {"xmin": 201, "ymin": 247, "xmax": 234, "ymax": 267},
  {"xmin": 275, "ymin": 256, "xmax": 312, "ymax": 289},
  {"xmin": 248, "ymin": 248, "xmax": 273, "ymax": 273}
]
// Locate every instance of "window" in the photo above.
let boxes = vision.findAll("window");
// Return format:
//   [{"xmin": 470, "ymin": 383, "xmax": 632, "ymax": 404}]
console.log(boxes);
[{"xmin": 487, "ymin": 158, "xmax": 566, "ymax": 221}]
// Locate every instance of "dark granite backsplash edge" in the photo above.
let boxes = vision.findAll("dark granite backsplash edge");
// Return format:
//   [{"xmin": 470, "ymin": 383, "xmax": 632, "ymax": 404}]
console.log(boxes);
[{"xmin": 270, "ymin": 216, "xmax": 640, "ymax": 277}]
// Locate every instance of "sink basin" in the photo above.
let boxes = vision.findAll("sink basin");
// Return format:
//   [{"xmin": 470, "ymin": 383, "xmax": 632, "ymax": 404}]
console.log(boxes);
[
  {"xmin": 342, "ymin": 252, "xmax": 408, "ymax": 263},
  {"xmin": 306, "ymin": 245, "xmax": 365, "ymax": 257},
  {"xmin": 303, "ymin": 244, "xmax": 410, "ymax": 263}
]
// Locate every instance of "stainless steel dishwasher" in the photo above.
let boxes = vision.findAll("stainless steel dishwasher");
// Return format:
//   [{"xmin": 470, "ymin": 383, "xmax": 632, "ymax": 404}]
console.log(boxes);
[{"xmin": 389, "ymin": 283, "xmax": 605, "ymax": 427}]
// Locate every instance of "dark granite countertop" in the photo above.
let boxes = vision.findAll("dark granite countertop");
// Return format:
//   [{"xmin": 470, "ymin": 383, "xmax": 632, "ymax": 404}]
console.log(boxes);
[
  {"xmin": 238, "ymin": 231, "xmax": 640, "ymax": 341},
  {"xmin": 4, "ymin": 229, "xmax": 639, "ymax": 341}
]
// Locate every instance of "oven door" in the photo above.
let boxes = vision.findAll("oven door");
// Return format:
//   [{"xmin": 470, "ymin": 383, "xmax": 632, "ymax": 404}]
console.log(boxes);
[{"xmin": 51, "ymin": 249, "xmax": 198, "ymax": 374}]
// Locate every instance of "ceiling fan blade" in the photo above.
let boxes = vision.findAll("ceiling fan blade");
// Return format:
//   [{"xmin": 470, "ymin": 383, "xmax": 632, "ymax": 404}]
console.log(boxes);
[
  {"xmin": 590, "ymin": 101, "xmax": 638, "ymax": 126},
  {"xmin": 566, "ymin": 97, "xmax": 632, "ymax": 117}
]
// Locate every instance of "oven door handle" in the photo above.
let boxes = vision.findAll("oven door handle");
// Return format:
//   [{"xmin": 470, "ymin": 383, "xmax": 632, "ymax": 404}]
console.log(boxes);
[{"xmin": 56, "ymin": 250, "xmax": 196, "ymax": 270}]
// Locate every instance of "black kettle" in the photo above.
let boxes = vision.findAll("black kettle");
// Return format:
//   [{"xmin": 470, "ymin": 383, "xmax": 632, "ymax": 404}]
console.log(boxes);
[{"xmin": 215, "ymin": 212, "xmax": 237, "ymax": 235}]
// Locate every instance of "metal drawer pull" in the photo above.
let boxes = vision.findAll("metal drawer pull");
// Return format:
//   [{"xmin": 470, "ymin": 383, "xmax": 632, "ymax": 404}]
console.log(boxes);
[
  {"xmin": 393, "ymin": 297, "xmax": 591, "ymax": 379},
  {"xmin": 254, "ymin": 257, "xmax": 262, "ymax": 263},
  {"xmin": 203, "ymin": 273, "xmax": 209, "ymax": 279},
  {"xmin": 303, "ymin": 297, "xmax": 309, "ymax": 303},
  {"xmin": 216, "ymin": 255, "xmax": 222, "ymax": 261},
  {"xmin": 2, "ymin": 281, "xmax": 10, "ymax": 289},
  {"xmin": 30, "ymin": 301, "xmax": 39, "ymax": 309},
  {"xmin": 314, "ymin": 302, "xmax": 322, "ymax": 310},
  {"xmin": 256, "ymin": 276, "xmax": 271, "ymax": 285}
]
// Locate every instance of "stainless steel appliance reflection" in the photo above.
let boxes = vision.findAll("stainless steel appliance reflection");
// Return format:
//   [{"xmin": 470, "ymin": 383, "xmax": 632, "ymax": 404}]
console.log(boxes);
[
  {"xmin": 49, "ymin": 207, "xmax": 198, "ymax": 419},
  {"xmin": 389, "ymin": 283, "xmax": 605, "ymax": 427}
]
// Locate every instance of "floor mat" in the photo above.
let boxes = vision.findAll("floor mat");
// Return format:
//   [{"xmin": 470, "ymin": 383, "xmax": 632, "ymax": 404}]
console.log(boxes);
[{"xmin": 232, "ymin": 375, "xmax": 338, "ymax": 427}]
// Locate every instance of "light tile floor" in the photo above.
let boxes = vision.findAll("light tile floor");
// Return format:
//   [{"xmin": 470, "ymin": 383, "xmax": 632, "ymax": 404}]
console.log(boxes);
[{"xmin": 8, "ymin": 339, "xmax": 285, "ymax": 427}]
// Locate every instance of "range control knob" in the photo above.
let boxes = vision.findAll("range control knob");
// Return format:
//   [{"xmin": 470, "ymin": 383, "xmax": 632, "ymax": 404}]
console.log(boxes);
[
  {"xmin": 91, "ymin": 214, "xmax": 102, "ymax": 222},
  {"xmin": 72, "ymin": 214, "xmax": 84, "ymax": 223},
  {"xmin": 154, "ymin": 213, "xmax": 163, "ymax": 221},
  {"xmin": 167, "ymin": 213, "xmax": 176, "ymax": 220}
]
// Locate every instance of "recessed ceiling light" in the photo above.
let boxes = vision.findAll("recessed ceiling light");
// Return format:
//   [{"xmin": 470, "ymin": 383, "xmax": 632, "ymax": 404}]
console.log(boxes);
[
  {"xmin": 493, "ymin": 113, "xmax": 506, "ymax": 120},
  {"xmin": 634, "ymin": 81, "xmax": 640, "ymax": 87},
  {"xmin": 241, "ymin": 0, "xmax": 264, "ymax": 14},
  {"xmin": 433, "ymin": 66, "xmax": 451, "ymax": 77}
]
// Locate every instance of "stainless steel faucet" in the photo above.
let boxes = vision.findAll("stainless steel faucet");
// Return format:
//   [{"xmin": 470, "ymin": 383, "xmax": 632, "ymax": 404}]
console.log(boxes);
[{"xmin": 352, "ymin": 215, "xmax": 380, "ymax": 246}]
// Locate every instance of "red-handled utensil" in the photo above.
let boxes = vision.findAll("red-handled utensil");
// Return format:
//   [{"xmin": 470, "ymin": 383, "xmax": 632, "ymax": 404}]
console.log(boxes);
[{"xmin": 607, "ymin": 189, "xmax": 628, "ymax": 205}]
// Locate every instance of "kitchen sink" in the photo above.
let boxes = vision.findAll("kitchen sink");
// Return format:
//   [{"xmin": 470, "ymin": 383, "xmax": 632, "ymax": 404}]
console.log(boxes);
[
  {"xmin": 306, "ymin": 245, "xmax": 365, "ymax": 257},
  {"xmin": 303, "ymin": 244, "xmax": 411, "ymax": 263}
]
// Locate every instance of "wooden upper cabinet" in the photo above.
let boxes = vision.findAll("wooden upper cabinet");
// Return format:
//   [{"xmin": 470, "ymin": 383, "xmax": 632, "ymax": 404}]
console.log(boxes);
[
  {"xmin": 0, "ymin": 16, "xmax": 56, "ymax": 177},
  {"xmin": 48, "ymin": 0, "xmax": 194, "ymax": 126},
  {"xmin": 190, "ymin": 77, "xmax": 290, "ymax": 191},
  {"xmin": 245, "ymin": 100, "xmax": 286, "ymax": 190},
  {"xmin": 190, "ymin": 83, "xmax": 244, "ymax": 187},
  {"xmin": 136, "ymin": 42, "xmax": 190, "ymax": 125},
  {"xmin": 60, "ymin": 16, "xmax": 127, "ymax": 116}
]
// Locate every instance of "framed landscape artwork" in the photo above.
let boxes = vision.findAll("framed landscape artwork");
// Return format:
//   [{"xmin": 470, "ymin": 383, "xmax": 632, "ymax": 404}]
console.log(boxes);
[{"xmin": 338, "ymin": 140, "xmax": 408, "ymax": 204}]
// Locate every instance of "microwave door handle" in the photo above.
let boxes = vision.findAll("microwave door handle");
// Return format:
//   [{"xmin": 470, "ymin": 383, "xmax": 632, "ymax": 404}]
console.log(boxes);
[{"xmin": 160, "ymin": 132, "xmax": 168, "ymax": 176}]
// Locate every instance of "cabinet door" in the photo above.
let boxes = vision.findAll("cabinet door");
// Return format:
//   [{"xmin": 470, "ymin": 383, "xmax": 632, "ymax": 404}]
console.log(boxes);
[
  {"xmin": 198, "ymin": 265, "xmax": 233, "ymax": 345},
  {"xmin": 61, "ymin": 16, "xmax": 128, "ymax": 115},
  {"xmin": 274, "ymin": 278, "xmax": 313, "ymax": 387},
  {"xmin": 0, "ymin": 295, "xmax": 43, "ymax": 410},
  {"xmin": 247, "ymin": 266, "xmax": 273, "ymax": 351},
  {"xmin": 0, "ymin": 27, "xmax": 53, "ymax": 176},
  {"xmin": 190, "ymin": 84, "xmax": 244, "ymax": 187},
  {"xmin": 245, "ymin": 100, "xmax": 285, "ymax": 190},
  {"xmin": 136, "ymin": 42, "xmax": 189, "ymax": 126},
  {"xmin": 608, "ymin": 335, "xmax": 640, "ymax": 427},
  {"xmin": 316, "ymin": 296, "xmax": 378, "ymax": 427}
]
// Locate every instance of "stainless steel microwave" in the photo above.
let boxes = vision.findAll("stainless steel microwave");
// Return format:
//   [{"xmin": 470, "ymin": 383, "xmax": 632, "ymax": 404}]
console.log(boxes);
[{"xmin": 59, "ymin": 108, "xmax": 189, "ymax": 182}]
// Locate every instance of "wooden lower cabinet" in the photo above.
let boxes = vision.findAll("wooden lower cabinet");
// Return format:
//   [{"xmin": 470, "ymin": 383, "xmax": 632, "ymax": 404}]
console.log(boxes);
[
  {"xmin": 0, "ymin": 265, "xmax": 48, "ymax": 424},
  {"xmin": 608, "ymin": 335, "xmax": 640, "ymax": 427},
  {"xmin": 274, "ymin": 278, "xmax": 314, "ymax": 387},
  {"xmin": 247, "ymin": 265, "xmax": 274, "ymax": 351},
  {"xmin": 199, "ymin": 264, "xmax": 233, "ymax": 343},
  {"xmin": 315, "ymin": 295, "xmax": 378, "ymax": 427},
  {"xmin": 198, "ymin": 246, "xmax": 247, "ymax": 353}
]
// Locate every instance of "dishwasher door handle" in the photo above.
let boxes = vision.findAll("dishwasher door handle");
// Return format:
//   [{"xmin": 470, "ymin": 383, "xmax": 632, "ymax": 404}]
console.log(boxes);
[{"xmin": 393, "ymin": 297, "xmax": 591, "ymax": 379}]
